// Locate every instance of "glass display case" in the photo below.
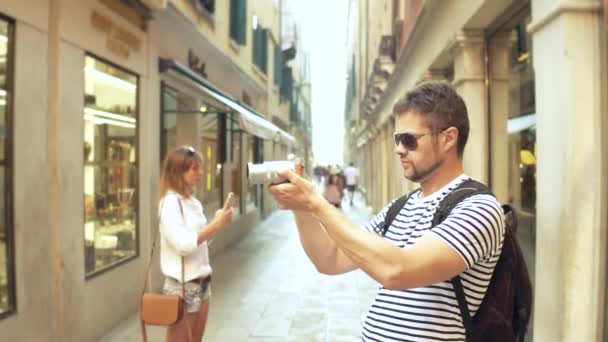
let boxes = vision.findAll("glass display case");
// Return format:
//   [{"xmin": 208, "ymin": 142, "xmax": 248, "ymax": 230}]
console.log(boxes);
[{"xmin": 83, "ymin": 55, "xmax": 138, "ymax": 277}]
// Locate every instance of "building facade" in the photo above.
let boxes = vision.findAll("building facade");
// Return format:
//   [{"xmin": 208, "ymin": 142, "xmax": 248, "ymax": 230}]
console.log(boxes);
[
  {"xmin": 345, "ymin": 0, "xmax": 608, "ymax": 341},
  {"xmin": 0, "ymin": 0, "xmax": 312, "ymax": 340}
]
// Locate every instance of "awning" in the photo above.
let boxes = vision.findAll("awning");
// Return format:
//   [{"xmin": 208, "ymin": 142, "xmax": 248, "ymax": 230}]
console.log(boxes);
[
  {"xmin": 508, "ymin": 113, "xmax": 536, "ymax": 135},
  {"xmin": 159, "ymin": 58, "xmax": 297, "ymax": 146}
]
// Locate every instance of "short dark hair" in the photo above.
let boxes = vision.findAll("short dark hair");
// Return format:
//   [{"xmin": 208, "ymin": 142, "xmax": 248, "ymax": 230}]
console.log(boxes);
[{"xmin": 392, "ymin": 82, "xmax": 469, "ymax": 156}]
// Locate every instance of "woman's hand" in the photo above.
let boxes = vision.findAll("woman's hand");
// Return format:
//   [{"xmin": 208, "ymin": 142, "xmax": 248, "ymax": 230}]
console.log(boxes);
[{"xmin": 214, "ymin": 207, "xmax": 233, "ymax": 227}]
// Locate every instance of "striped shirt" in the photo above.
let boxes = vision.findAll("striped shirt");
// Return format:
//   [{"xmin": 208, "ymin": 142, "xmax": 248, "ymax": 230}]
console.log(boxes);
[{"xmin": 361, "ymin": 175, "xmax": 505, "ymax": 342}]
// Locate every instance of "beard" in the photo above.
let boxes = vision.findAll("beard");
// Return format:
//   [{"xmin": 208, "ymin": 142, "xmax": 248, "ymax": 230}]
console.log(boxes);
[{"xmin": 404, "ymin": 157, "xmax": 443, "ymax": 183}]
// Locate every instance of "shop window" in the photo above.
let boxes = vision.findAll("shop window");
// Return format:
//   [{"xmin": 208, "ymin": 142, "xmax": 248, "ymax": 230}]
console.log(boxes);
[
  {"xmin": 488, "ymin": 12, "xmax": 535, "ymax": 340},
  {"xmin": 246, "ymin": 135, "xmax": 256, "ymax": 211},
  {"xmin": 83, "ymin": 55, "xmax": 138, "ymax": 277},
  {"xmin": 160, "ymin": 84, "xmax": 221, "ymax": 210},
  {"xmin": 0, "ymin": 16, "xmax": 14, "ymax": 318},
  {"xmin": 199, "ymin": 111, "xmax": 221, "ymax": 207},
  {"xmin": 231, "ymin": 128, "xmax": 242, "ymax": 213}
]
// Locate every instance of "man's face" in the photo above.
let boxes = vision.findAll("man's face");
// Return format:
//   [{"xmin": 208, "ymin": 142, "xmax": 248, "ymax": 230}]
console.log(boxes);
[{"xmin": 394, "ymin": 112, "xmax": 444, "ymax": 183}]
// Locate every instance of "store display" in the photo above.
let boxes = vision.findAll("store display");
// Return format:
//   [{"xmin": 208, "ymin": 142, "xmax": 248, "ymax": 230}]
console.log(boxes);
[{"xmin": 84, "ymin": 55, "xmax": 138, "ymax": 276}]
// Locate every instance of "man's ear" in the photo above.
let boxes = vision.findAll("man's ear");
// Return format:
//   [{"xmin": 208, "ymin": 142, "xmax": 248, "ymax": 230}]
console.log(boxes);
[{"xmin": 442, "ymin": 127, "xmax": 459, "ymax": 153}]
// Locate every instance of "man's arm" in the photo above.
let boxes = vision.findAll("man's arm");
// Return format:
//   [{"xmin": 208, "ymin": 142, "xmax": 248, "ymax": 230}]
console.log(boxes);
[
  {"xmin": 270, "ymin": 170, "xmax": 469, "ymax": 290},
  {"xmin": 292, "ymin": 211, "xmax": 358, "ymax": 275},
  {"xmin": 312, "ymin": 201, "xmax": 466, "ymax": 289}
]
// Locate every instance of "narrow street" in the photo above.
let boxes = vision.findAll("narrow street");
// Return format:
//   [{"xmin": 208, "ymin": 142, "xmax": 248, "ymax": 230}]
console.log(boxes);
[{"xmin": 100, "ymin": 194, "xmax": 376, "ymax": 341}]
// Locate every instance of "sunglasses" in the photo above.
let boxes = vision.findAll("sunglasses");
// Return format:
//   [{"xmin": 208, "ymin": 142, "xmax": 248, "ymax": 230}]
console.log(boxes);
[
  {"xmin": 393, "ymin": 129, "xmax": 448, "ymax": 151},
  {"xmin": 182, "ymin": 146, "xmax": 196, "ymax": 156}
]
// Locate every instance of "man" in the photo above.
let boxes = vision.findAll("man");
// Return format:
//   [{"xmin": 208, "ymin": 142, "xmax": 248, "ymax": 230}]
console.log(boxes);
[
  {"xmin": 343, "ymin": 162, "xmax": 359, "ymax": 205},
  {"xmin": 268, "ymin": 82, "xmax": 505, "ymax": 341}
]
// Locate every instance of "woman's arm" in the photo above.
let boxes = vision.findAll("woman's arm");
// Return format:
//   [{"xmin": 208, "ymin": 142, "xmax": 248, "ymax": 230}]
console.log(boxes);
[{"xmin": 196, "ymin": 207, "xmax": 233, "ymax": 244}]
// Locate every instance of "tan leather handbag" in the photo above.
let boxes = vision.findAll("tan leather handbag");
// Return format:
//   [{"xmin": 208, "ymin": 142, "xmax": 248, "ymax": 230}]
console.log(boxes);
[{"xmin": 139, "ymin": 200, "xmax": 192, "ymax": 342}]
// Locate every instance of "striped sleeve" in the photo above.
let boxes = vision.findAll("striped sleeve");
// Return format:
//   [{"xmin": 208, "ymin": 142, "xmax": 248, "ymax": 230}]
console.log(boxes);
[
  {"xmin": 430, "ymin": 194, "xmax": 505, "ymax": 269},
  {"xmin": 363, "ymin": 199, "xmax": 395, "ymax": 235}
]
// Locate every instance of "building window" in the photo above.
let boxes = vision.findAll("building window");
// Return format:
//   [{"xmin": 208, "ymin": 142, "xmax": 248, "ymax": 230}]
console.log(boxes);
[
  {"xmin": 252, "ymin": 25, "xmax": 268, "ymax": 74},
  {"xmin": 197, "ymin": 0, "xmax": 215, "ymax": 14},
  {"xmin": 230, "ymin": 0, "xmax": 247, "ymax": 45},
  {"xmin": 83, "ymin": 55, "xmax": 139, "ymax": 277},
  {"xmin": 0, "ymin": 15, "xmax": 15, "ymax": 318}
]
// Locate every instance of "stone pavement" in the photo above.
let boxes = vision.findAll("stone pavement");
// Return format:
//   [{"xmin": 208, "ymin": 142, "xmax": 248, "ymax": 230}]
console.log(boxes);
[{"xmin": 99, "ymin": 196, "xmax": 377, "ymax": 342}]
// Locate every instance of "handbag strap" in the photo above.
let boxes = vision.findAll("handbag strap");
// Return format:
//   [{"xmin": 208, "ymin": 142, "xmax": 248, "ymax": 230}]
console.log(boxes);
[
  {"xmin": 140, "ymin": 196, "xmax": 193, "ymax": 342},
  {"xmin": 139, "ymin": 198, "xmax": 187, "ymax": 297}
]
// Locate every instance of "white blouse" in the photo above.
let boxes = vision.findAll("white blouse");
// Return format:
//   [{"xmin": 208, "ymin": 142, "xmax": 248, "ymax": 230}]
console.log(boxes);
[{"xmin": 159, "ymin": 191, "xmax": 211, "ymax": 283}]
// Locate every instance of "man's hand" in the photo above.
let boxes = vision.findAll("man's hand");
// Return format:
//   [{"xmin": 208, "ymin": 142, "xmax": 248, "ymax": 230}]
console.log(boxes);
[{"xmin": 267, "ymin": 169, "xmax": 325, "ymax": 212}]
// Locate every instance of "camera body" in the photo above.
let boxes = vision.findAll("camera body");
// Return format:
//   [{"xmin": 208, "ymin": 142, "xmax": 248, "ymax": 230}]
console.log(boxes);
[
  {"xmin": 247, "ymin": 161, "xmax": 296, "ymax": 185},
  {"xmin": 247, "ymin": 160, "xmax": 295, "ymax": 185}
]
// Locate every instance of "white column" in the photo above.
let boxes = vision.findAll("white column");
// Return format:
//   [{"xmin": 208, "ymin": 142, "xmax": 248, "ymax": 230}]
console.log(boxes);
[
  {"xmin": 380, "ymin": 124, "xmax": 389, "ymax": 204},
  {"xmin": 488, "ymin": 31, "xmax": 516, "ymax": 203},
  {"xmin": 452, "ymin": 29, "xmax": 488, "ymax": 184},
  {"xmin": 529, "ymin": 0, "xmax": 604, "ymax": 341}
]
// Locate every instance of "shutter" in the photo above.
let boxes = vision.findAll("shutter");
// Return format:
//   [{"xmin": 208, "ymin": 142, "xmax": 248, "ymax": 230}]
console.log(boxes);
[
  {"xmin": 237, "ymin": 0, "xmax": 247, "ymax": 45},
  {"xmin": 230, "ymin": 0, "xmax": 247, "ymax": 45},
  {"xmin": 260, "ymin": 29, "xmax": 268, "ymax": 74},
  {"xmin": 252, "ymin": 27, "xmax": 259, "ymax": 66},
  {"xmin": 274, "ymin": 44, "xmax": 282, "ymax": 86}
]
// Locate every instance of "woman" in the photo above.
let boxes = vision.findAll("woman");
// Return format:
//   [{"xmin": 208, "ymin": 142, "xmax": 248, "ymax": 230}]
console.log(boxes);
[
  {"xmin": 324, "ymin": 174, "xmax": 343, "ymax": 208},
  {"xmin": 159, "ymin": 145, "xmax": 233, "ymax": 341}
]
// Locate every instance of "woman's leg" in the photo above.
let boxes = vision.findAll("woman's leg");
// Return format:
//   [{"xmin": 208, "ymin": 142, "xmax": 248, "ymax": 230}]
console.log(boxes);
[
  {"xmin": 192, "ymin": 302, "xmax": 210, "ymax": 341},
  {"xmin": 165, "ymin": 317, "xmax": 190, "ymax": 342}
]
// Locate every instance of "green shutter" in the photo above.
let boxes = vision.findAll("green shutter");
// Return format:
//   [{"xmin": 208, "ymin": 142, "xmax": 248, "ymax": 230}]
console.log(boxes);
[
  {"xmin": 252, "ymin": 27, "xmax": 259, "ymax": 66},
  {"xmin": 274, "ymin": 45, "xmax": 282, "ymax": 86},
  {"xmin": 237, "ymin": 0, "xmax": 247, "ymax": 45},
  {"xmin": 260, "ymin": 29, "xmax": 268, "ymax": 74},
  {"xmin": 230, "ymin": 0, "xmax": 247, "ymax": 45}
]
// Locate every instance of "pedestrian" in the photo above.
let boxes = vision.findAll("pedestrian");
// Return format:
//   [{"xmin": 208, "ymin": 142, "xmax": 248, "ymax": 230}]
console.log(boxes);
[
  {"xmin": 343, "ymin": 162, "xmax": 359, "ymax": 205},
  {"xmin": 159, "ymin": 145, "xmax": 233, "ymax": 342},
  {"xmin": 324, "ymin": 173, "xmax": 343, "ymax": 208},
  {"xmin": 268, "ymin": 82, "xmax": 505, "ymax": 341}
]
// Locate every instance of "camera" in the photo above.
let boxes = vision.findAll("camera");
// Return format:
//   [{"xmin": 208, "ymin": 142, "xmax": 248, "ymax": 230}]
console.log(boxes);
[{"xmin": 247, "ymin": 161, "xmax": 295, "ymax": 185}]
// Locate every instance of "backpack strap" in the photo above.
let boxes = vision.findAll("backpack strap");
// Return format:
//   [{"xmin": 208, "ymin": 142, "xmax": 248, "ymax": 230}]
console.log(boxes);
[
  {"xmin": 432, "ymin": 179, "xmax": 493, "ymax": 342},
  {"xmin": 380, "ymin": 189, "xmax": 419, "ymax": 236}
]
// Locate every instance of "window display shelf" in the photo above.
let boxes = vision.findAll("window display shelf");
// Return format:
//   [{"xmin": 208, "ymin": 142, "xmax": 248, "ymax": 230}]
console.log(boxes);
[{"xmin": 84, "ymin": 54, "xmax": 138, "ymax": 277}]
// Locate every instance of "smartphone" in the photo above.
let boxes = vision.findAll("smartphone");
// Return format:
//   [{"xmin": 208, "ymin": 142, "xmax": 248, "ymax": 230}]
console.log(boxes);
[{"xmin": 223, "ymin": 192, "xmax": 235, "ymax": 210}]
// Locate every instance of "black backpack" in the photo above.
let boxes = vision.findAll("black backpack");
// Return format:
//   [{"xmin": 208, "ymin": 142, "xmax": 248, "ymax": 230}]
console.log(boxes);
[{"xmin": 382, "ymin": 179, "xmax": 532, "ymax": 342}]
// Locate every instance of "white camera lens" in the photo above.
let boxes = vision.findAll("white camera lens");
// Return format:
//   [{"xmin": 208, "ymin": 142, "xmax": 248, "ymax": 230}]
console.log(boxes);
[{"xmin": 247, "ymin": 161, "xmax": 295, "ymax": 185}]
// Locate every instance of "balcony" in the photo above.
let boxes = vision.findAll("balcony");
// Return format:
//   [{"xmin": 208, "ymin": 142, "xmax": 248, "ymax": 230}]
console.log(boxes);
[
  {"xmin": 379, "ymin": 35, "xmax": 395, "ymax": 61},
  {"xmin": 359, "ymin": 35, "xmax": 396, "ymax": 117}
]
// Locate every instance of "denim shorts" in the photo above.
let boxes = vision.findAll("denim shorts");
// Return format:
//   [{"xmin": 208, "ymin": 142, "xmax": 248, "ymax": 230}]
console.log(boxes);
[{"xmin": 162, "ymin": 277, "xmax": 211, "ymax": 313}]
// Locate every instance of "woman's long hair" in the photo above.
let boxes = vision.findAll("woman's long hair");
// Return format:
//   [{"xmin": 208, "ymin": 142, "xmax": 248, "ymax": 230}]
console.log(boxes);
[{"xmin": 159, "ymin": 145, "xmax": 203, "ymax": 198}]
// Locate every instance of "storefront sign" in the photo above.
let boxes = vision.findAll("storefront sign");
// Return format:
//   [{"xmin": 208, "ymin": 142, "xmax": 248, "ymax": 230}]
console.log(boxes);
[
  {"xmin": 91, "ymin": 10, "xmax": 142, "ymax": 59},
  {"xmin": 188, "ymin": 50, "xmax": 208, "ymax": 79}
]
